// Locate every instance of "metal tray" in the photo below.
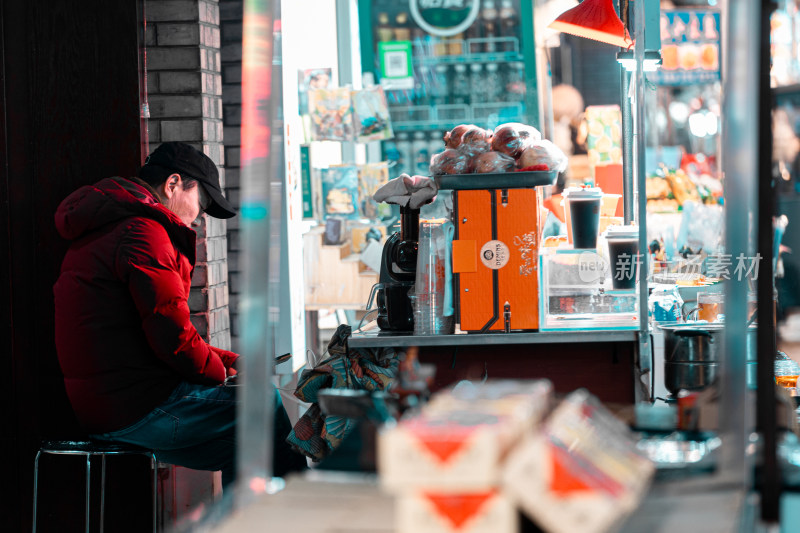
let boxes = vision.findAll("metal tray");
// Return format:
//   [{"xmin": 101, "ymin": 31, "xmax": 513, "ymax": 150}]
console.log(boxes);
[{"xmin": 434, "ymin": 170, "xmax": 558, "ymax": 190}]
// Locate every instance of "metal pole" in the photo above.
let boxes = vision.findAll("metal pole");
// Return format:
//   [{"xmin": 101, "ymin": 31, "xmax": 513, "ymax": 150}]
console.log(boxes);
[
  {"xmin": 337, "ymin": 0, "xmax": 361, "ymax": 164},
  {"xmin": 238, "ymin": 0, "xmax": 283, "ymax": 508},
  {"xmin": 720, "ymin": 0, "xmax": 758, "ymax": 490},
  {"xmin": 632, "ymin": 0, "xmax": 651, "ymax": 402},
  {"xmin": 621, "ymin": 67, "xmax": 634, "ymax": 224},
  {"xmin": 757, "ymin": 0, "xmax": 780, "ymax": 523}
]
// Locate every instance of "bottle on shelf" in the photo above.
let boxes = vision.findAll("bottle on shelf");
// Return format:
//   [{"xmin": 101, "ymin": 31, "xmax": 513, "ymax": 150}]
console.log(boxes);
[
  {"xmin": 505, "ymin": 61, "xmax": 525, "ymax": 101},
  {"xmin": 448, "ymin": 32, "xmax": 465, "ymax": 56},
  {"xmin": 412, "ymin": 131, "xmax": 430, "ymax": 175},
  {"xmin": 383, "ymin": 139, "xmax": 401, "ymax": 173},
  {"xmin": 485, "ymin": 62, "xmax": 503, "ymax": 102},
  {"xmin": 412, "ymin": 27, "xmax": 429, "ymax": 57},
  {"xmin": 450, "ymin": 64, "xmax": 470, "ymax": 105},
  {"xmin": 469, "ymin": 63, "xmax": 489, "ymax": 105},
  {"xmin": 481, "ymin": 0, "xmax": 499, "ymax": 53},
  {"xmin": 429, "ymin": 131, "xmax": 445, "ymax": 159},
  {"xmin": 395, "ymin": 132, "xmax": 413, "ymax": 176},
  {"xmin": 431, "ymin": 64, "xmax": 450, "ymax": 106},
  {"xmin": 466, "ymin": 14, "xmax": 482, "ymax": 53},
  {"xmin": 498, "ymin": 0, "xmax": 518, "ymax": 41},
  {"xmin": 377, "ymin": 12, "xmax": 394, "ymax": 42},
  {"xmin": 394, "ymin": 12, "xmax": 411, "ymax": 41}
]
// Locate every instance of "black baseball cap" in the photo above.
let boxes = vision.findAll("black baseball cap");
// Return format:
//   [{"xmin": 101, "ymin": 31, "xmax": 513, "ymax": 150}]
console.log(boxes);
[{"xmin": 142, "ymin": 142, "xmax": 236, "ymax": 219}]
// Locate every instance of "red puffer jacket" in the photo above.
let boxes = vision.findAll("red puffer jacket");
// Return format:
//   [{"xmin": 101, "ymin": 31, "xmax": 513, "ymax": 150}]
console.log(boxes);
[{"xmin": 54, "ymin": 177, "xmax": 237, "ymax": 433}]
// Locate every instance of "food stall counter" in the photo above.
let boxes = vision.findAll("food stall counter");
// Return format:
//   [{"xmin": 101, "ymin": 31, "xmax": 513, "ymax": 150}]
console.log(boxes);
[
  {"xmin": 348, "ymin": 328, "xmax": 638, "ymax": 348},
  {"xmin": 208, "ymin": 470, "xmax": 751, "ymax": 533}
]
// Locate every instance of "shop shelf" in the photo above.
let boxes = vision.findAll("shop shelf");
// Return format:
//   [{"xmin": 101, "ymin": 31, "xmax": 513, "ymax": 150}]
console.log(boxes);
[
  {"xmin": 472, "ymin": 102, "xmax": 524, "ymax": 122},
  {"xmin": 348, "ymin": 328, "xmax": 638, "ymax": 348},
  {"xmin": 465, "ymin": 36, "xmax": 520, "ymax": 56},
  {"xmin": 434, "ymin": 103, "xmax": 471, "ymax": 123},
  {"xmin": 389, "ymin": 105, "xmax": 432, "ymax": 123},
  {"xmin": 434, "ymin": 170, "xmax": 557, "ymax": 190},
  {"xmin": 411, "ymin": 37, "xmax": 523, "ymax": 65}
]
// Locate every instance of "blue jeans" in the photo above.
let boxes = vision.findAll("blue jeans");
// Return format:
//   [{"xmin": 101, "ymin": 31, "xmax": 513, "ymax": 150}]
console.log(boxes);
[{"xmin": 90, "ymin": 382, "xmax": 303, "ymax": 486}]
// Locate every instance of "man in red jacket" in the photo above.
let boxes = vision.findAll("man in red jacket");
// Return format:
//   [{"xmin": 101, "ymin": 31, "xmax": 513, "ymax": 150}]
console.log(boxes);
[{"xmin": 54, "ymin": 142, "xmax": 304, "ymax": 486}]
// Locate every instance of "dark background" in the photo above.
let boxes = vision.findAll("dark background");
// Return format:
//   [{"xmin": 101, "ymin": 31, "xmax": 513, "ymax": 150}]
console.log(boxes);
[{"xmin": 1, "ymin": 1, "xmax": 144, "ymax": 530}]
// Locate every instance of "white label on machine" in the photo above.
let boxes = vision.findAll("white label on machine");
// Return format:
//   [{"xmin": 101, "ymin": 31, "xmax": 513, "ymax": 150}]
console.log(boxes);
[{"xmin": 480, "ymin": 240, "xmax": 510, "ymax": 270}]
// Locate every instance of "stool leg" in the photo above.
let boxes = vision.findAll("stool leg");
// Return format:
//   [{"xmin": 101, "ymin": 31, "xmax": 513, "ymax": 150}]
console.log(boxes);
[
  {"xmin": 85, "ymin": 454, "xmax": 91, "ymax": 533},
  {"xmin": 32, "ymin": 450, "xmax": 42, "ymax": 533},
  {"xmin": 100, "ymin": 453, "xmax": 106, "ymax": 533},
  {"xmin": 150, "ymin": 453, "xmax": 157, "ymax": 533}
]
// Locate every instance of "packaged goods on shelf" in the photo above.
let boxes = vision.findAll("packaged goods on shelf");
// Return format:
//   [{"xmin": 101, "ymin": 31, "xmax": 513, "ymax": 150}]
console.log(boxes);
[
  {"xmin": 353, "ymin": 86, "xmax": 394, "ymax": 143},
  {"xmin": 378, "ymin": 409, "xmax": 514, "ymax": 491},
  {"xmin": 320, "ymin": 166, "xmax": 359, "ymax": 219},
  {"xmin": 378, "ymin": 379, "xmax": 553, "ymax": 492},
  {"xmin": 425, "ymin": 379, "xmax": 554, "ymax": 446},
  {"xmin": 430, "ymin": 122, "xmax": 567, "ymax": 177},
  {"xmin": 357, "ymin": 162, "xmax": 392, "ymax": 219},
  {"xmin": 396, "ymin": 490, "xmax": 517, "ymax": 533},
  {"xmin": 538, "ymin": 248, "xmax": 640, "ymax": 331},
  {"xmin": 308, "ymin": 87, "xmax": 354, "ymax": 142},
  {"xmin": 501, "ymin": 390, "xmax": 654, "ymax": 533}
]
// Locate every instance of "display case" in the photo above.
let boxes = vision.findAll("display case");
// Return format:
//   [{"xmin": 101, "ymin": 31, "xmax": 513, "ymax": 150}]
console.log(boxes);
[
  {"xmin": 538, "ymin": 248, "xmax": 640, "ymax": 331},
  {"xmin": 358, "ymin": 0, "xmax": 538, "ymax": 177}
]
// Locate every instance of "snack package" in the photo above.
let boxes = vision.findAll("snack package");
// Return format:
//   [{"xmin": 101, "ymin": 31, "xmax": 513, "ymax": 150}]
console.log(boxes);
[
  {"xmin": 358, "ymin": 161, "xmax": 392, "ymax": 219},
  {"xmin": 665, "ymin": 168, "xmax": 701, "ymax": 205},
  {"xmin": 320, "ymin": 165, "xmax": 360, "ymax": 219},
  {"xmin": 424, "ymin": 379, "xmax": 554, "ymax": 446},
  {"xmin": 380, "ymin": 379, "xmax": 553, "ymax": 493},
  {"xmin": 502, "ymin": 390, "xmax": 654, "ymax": 533},
  {"xmin": 517, "ymin": 140, "xmax": 568, "ymax": 172},
  {"xmin": 491, "ymin": 122, "xmax": 542, "ymax": 158},
  {"xmin": 397, "ymin": 490, "xmax": 517, "ymax": 533},
  {"xmin": 308, "ymin": 87, "xmax": 354, "ymax": 142},
  {"xmin": 352, "ymin": 86, "xmax": 394, "ymax": 143},
  {"xmin": 430, "ymin": 148, "xmax": 470, "ymax": 176},
  {"xmin": 444, "ymin": 124, "xmax": 484, "ymax": 149},
  {"xmin": 379, "ymin": 409, "xmax": 512, "ymax": 492},
  {"xmin": 585, "ymin": 105, "xmax": 623, "ymax": 167},
  {"xmin": 469, "ymin": 151, "xmax": 516, "ymax": 173},
  {"xmin": 459, "ymin": 127, "xmax": 493, "ymax": 153}
]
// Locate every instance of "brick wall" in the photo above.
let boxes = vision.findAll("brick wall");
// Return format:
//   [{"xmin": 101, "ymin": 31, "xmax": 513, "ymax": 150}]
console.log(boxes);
[
  {"xmin": 219, "ymin": 0, "xmax": 243, "ymax": 351},
  {"xmin": 146, "ymin": 0, "xmax": 232, "ymax": 350}
]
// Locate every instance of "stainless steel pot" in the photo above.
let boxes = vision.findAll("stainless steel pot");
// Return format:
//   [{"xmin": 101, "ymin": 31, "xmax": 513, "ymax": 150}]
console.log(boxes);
[
  {"xmin": 664, "ymin": 361, "xmax": 718, "ymax": 394},
  {"xmin": 660, "ymin": 324, "xmax": 757, "ymax": 363},
  {"xmin": 659, "ymin": 324, "xmax": 757, "ymax": 394}
]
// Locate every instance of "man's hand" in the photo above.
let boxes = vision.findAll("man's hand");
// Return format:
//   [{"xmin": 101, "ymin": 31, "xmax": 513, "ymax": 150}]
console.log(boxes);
[{"xmin": 210, "ymin": 346, "xmax": 240, "ymax": 377}]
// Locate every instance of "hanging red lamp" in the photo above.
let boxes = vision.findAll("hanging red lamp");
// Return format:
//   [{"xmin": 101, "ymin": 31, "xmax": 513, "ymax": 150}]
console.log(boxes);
[{"xmin": 548, "ymin": 0, "xmax": 633, "ymax": 49}]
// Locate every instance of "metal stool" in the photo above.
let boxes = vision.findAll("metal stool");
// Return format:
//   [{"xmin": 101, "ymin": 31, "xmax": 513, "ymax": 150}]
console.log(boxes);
[{"xmin": 33, "ymin": 440, "xmax": 157, "ymax": 533}]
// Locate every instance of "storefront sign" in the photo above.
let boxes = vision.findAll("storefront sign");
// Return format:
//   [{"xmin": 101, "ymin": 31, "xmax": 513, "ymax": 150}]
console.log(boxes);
[
  {"xmin": 651, "ymin": 10, "xmax": 721, "ymax": 86},
  {"xmin": 378, "ymin": 41, "xmax": 414, "ymax": 90},
  {"xmin": 409, "ymin": 0, "xmax": 481, "ymax": 37}
]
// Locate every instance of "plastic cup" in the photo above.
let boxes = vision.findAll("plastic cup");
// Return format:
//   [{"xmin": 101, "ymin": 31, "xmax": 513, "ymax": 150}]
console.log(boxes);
[
  {"xmin": 604, "ymin": 225, "xmax": 640, "ymax": 289},
  {"xmin": 414, "ymin": 222, "xmax": 451, "ymax": 335},
  {"xmin": 598, "ymin": 216, "xmax": 623, "ymax": 236},
  {"xmin": 564, "ymin": 187, "xmax": 603, "ymax": 249},
  {"xmin": 601, "ymin": 194, "xmax": 622, "ymax": 217}
]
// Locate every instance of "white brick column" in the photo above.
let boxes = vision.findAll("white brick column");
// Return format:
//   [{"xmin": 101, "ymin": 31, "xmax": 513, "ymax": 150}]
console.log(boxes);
[
  {"xmin": 146, "ymin": 0, "xmax": 232, "ymax": 349},
  {"xmin": 219, "ymin": 0, "xmax": 243, "ymax": 351}
]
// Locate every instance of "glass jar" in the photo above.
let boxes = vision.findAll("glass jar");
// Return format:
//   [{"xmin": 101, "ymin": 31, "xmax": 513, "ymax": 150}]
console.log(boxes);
[{"xmin": 775, "ymin": 358, "xmax": 800, "ymax": 389}]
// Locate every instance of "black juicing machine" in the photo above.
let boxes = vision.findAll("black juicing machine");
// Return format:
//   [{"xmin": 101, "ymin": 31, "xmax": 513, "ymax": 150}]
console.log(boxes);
[{"xmin": 374, "ymin": 205, "xmax": 419, "ymax": 331}]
